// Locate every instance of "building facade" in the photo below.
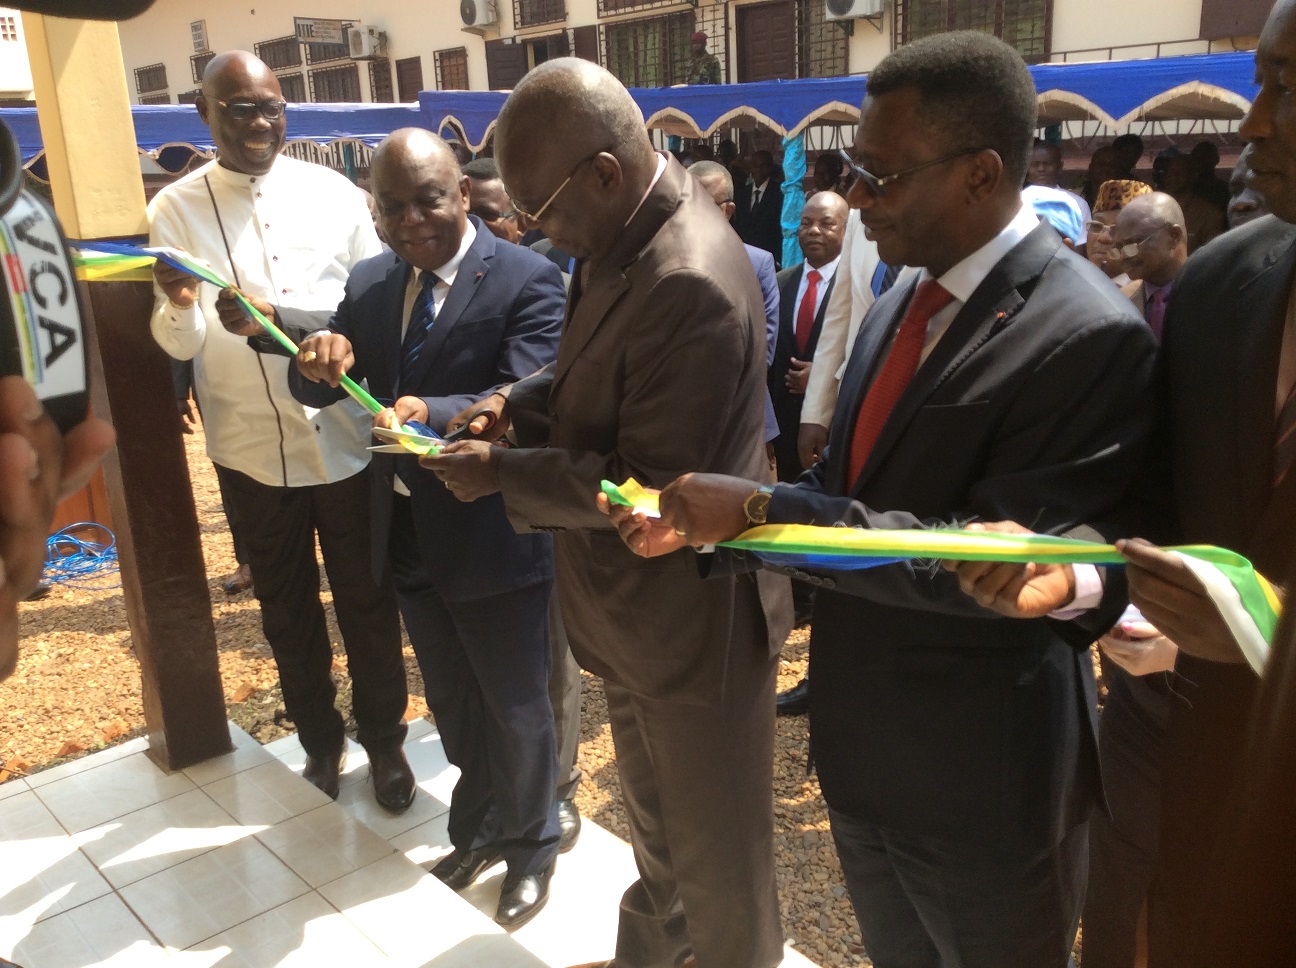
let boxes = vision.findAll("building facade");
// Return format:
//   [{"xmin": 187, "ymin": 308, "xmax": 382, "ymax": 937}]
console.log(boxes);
[{"xmin": 104, "ymin": 0, "xmax": 1267, "ymax": 109}]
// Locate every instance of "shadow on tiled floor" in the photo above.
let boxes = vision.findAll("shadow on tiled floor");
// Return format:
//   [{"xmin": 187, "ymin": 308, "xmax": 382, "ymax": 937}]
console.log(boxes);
[{"xmin": 0, "ymin": 721, "xmax": 819, "ymax": 968}]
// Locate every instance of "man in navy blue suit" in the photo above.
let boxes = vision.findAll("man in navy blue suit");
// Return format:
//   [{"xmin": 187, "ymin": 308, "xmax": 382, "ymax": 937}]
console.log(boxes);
[{"xmin": 252, "ymin": 128, "xmax": 567, "ymax": 928}]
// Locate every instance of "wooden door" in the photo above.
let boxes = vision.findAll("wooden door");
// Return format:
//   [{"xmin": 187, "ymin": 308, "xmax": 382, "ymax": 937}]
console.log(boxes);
[{"xmin": 736, "ymin": 0, "xmax": 796, "ymax": 83}]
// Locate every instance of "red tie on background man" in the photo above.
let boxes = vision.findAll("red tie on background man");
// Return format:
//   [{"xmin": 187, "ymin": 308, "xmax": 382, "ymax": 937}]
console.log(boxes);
[
  {"xmin": 787, "ymin": 268, "xmax": 819, "ymax": 355},
  {"xmin": 794, "ymin": 269, "xmax": 822, "ymax": 356},
  {"xmin": 847, "ymin": 278, "xmax": 954, "ymax": 485}
]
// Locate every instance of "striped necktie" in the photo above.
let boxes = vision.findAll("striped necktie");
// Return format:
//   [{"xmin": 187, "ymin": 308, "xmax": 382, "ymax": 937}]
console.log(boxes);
[{"xmin": 399, "ymin": 270, "xmax": 438, "ymax": 393}]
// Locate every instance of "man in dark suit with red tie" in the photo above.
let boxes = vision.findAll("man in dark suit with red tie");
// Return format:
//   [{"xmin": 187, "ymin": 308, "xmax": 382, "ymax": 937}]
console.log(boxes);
[
  {"xmin": 770, "ymin": 191, "xmax": 848, "ymax": 484},
  {"xmin": 950, "ymin": 6, "xmax": 1296, "ymax": 965},
  {"xmin": 613, "ymin": 31, "xmax": 1157, "ymax": 967}
]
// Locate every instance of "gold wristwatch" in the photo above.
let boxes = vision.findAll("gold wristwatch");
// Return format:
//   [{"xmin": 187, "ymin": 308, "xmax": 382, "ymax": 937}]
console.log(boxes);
[{"xmin": 742, "ymin": 485, "xmax": 776, "ymax": 526}]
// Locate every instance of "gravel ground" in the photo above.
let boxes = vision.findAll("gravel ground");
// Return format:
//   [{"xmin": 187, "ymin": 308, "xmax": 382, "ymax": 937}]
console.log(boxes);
[{"xmin": 0, "ymin": 427, "xmax": 867, "ymax": 967}]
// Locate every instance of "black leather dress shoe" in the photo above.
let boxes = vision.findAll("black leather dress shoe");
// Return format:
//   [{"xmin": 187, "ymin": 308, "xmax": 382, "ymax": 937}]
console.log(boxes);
[
  {"xmin": 426, "ymin": 845, "xmax": 503, "ymax": 891},
  {"xmin": 302, "ymin": 749, "xmax": 347, "ymax": 800},
  {"xmin": 557, "ymin": 798, "xmax": 581, "ymax": 852},
  {"xmin": 496, "ymin": 862, "xmax": 554, "ymax": 927},
  {"xmin": 775, "ymin": 678, "xmax": 810, "ymax": 717},
  {"xmin": 369, "ymin": 747, "xmax": 416, "ymax": 812}
]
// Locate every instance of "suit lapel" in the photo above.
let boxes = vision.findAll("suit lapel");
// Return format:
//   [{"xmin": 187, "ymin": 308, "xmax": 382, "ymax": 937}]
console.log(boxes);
[
  {"xmin": 1234, "ymin": 227, "xmax": 1296, "ymax": 553},
  {"xmin": 845, "ymin": 224, "xmax": 1057, "ymax": 494},
  {"xmin": 806, "ymin": 273, "xmax": 836, "ymax": 358},
  {"xmin": 404, "ymin": 224, "xmax": 493, "ymax": 390},
  {"xmin": 551, "ymin": 156, "xmax": 685, "ymax": 396},
  {"xmin": 777, "ymin": 265, "xmax": 804, "ymax": 360},
  {"xmin": 383, "ymin": 258, "xmax": 411, "ymax": 397}
]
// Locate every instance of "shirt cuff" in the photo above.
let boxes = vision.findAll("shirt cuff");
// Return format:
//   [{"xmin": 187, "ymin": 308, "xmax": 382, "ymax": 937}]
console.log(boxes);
[{"xmin": 1049, "ymin": 563, "xmax": 1103, "ymax": 619}]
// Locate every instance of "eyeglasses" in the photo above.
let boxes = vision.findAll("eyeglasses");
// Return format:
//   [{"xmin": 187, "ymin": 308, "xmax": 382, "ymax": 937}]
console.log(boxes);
[
  {"xmin": 1084, "ymin": 219, "xmax": 1114, "ymax": 236},
  {"xmin": 1107, "ymin": 224, "xmax": 1174, "ymax": 260},
  {"xmin": 508, "ymin": 148, "xmax": 609, "ymax": 223},
  {"xmin": 838, "ymin": 146, "xmax": 985, "ymax": 198},
  {"xmin": 217, "ymin": 98, "xmax": 287, "ymax": 121},
  {"xmin": 469, "ymin": 207, "xmax": 517, "ymax": 223}
]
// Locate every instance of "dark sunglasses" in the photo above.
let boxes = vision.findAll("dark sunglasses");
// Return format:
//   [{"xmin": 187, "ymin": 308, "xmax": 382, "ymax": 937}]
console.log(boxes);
[{"xmin": 218, "ymin": 98, "xmax": 288, "ymax": 121}]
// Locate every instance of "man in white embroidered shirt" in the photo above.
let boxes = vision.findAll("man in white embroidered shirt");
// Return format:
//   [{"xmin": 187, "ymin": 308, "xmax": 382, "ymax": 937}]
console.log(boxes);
[{"xmin": 148, "ymin": 51, "xmax": 414, "ymax": 811}]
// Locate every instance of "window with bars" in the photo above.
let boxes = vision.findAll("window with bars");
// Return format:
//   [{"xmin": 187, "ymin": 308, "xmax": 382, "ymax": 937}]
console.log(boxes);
[
  {"xmin": 602, "ymin": 12, "xmax": 694, "ymax": 87},
  {"xmin": 598, "ymin": 0, "xmax": 677, "ymax": 17},
  {"xmin": 140, "ymin": 93, "xmax": 171, "ymax": 105},
  {"xmin": 305, "ymin": 36, "xmax": 352, "ymax": 65},
  {"xmin": 279, "ymin": 72, "xmax": 307, "ymax": 102},
  {"xmin": 435, "ymin": 48, "xmax": 470, "ymax": 91},
  {"xmin": 135, "ymin": 63, "xmax": 168, "ymax": 94},
  {"xmin": 797, "ymin": 0, "xmax": 848, "ymax": 78},
  {"xmin": 309, "ymin": 63, "xmax": 361, "ymax": 102},
  {"xmin": 894, "ymin": 0, "xmax": 1051, "ymax": 62},
  {"xmin": 256, "ymin": 36, "xmax": 302, "ymax": 72},
  {"xmin": 178, "ymin": 89, "xmax": 202, "ymax": 104},
  {"xmin": 396, "ymin": 56, "xmax": 425, "ymax": 100},
  {"xmin": 515, "ymin": 0, "xmax": 566, "ymax": 29},
  {"xmin": 369, "ymin": 60, "xmax": 394, "ymax": 102},
  {"xmin": 0, "ymin": 16, "xmax": 17, "ymax": 42},
  {"xmin": 191, "ymin": 50, "xmax": 215, "ymax": 84}
]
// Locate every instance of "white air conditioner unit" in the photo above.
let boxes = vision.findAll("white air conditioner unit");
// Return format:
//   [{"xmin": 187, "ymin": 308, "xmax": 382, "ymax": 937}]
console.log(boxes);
[
  {"xmin": 460, "ymin": 0, "xmax": 498, "ymax": 29},
  {"xmin": 825, "ymin": 0, "xmax": 883, "ymax": 21},
  {"xmin": 348, "ymin": 25, "xmax": 387, "ymax": 60}
]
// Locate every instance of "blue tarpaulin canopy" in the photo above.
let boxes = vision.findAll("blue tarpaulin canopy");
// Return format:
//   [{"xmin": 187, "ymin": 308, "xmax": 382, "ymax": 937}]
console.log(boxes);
[
  {"xmin": 422, "ymin": 50, "xmax": 1261, "ymax": 152},
  {"xmin": 1, "ymin": 51, "xmax": 1261, "ymax": 164},
  {"xmin": 0, "ymin": 101, "xmax": 423, "ymax": 166}
]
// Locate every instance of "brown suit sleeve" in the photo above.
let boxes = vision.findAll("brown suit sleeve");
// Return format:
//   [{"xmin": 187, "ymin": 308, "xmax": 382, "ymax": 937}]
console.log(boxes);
[{"xmin": 497, "ymin": 268, "xmax": 764, "ymax": 532}]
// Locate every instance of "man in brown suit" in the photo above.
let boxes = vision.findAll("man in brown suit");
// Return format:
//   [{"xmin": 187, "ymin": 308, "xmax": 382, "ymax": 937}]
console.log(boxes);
[{"xmin": 425, "ymin": 58, "xmax": 793, "ymax": 968}]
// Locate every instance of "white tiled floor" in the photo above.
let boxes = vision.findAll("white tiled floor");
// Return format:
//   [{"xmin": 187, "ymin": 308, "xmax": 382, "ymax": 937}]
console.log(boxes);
[{"xmin": 0, "ymin": 721, "xmax": 821, "ymax": 968}]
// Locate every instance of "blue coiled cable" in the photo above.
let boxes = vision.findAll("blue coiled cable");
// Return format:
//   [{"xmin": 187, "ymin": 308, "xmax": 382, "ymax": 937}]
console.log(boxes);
[{"xmin": 43, "ymin": 522, "xmax": 120, "ymax": 589}]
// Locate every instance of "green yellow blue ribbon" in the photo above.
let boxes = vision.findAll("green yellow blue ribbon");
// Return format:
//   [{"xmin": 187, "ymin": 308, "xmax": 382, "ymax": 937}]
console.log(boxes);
[
  {"xmin": 601, "ymin": 478, "xmax": 1282, "ymax": 669},
  {"xmin": 72, "ymin": 242, "xmax": 439, "ymax": 456}
]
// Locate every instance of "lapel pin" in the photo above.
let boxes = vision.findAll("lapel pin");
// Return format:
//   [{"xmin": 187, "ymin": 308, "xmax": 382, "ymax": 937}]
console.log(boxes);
[{"xmin": 475, "ymin": 271, "xmax": 484, "ymax": 281}]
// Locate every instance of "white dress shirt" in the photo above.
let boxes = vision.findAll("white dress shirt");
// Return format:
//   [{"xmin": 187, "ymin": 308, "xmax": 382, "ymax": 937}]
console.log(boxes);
[
  {"xmin": 149, "ymin": 156, "xmax": 383, "ymax": 488},
  {"xmin": 391, "ymin": 221, "xmax": 478, "ymax": 496},
  {"xmin": 801, "ymin": 212, "xmax": 919, "ymax": 427},
  {"xmin": 792, "ymin": 254, "xmax": 841, "ymax": 346}
]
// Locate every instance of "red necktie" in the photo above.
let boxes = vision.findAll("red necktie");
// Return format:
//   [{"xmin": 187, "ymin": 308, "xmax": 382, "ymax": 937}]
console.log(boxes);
[
  {"xmin": 794, "ymin": 269, "xmax": 821, "ymax": 356},
  {"xmin": 847, "ymin": 279, "xmax": 953, "ymax": 485}
]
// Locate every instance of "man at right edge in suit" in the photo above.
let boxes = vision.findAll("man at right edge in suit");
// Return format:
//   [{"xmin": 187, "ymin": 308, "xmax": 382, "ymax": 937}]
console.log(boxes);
[
  {"xmin": 424, "ymin": 59, "xmax": 793, "ymax": 968},
  {"xmin": 609, "ymin": 32, "xmax": 1157, "ymax": 967},
  {"xmin": 949, "ymin": 3, "xmax": 1296, "ymax": 965}
]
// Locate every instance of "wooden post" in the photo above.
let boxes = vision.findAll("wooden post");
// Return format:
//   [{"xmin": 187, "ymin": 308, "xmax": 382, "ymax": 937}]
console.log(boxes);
[{"xmin": 24, "ymin": 13, "xmax": 230, "ymax": 770}]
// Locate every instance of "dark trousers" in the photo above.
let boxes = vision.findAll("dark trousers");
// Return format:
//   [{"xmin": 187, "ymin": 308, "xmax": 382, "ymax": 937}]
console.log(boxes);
[
  {"xmin": 549, "ymin": 597, "xmax": 584, "ymax": 802},
  {"xmin": 829, "ymin": 810, "xmax": 1088, "ymax": 968},
  {"xmin": 605, "ymin": 594, "xmax": 782, "ymax": 968},
  {"xmin": 1082, "ymin": 665, "xmax": 1170, "ymax": 968},
  {"xmin": 217, "ymin": 464, "xmax": 407, "ymax": 759},
  {"xmin": 388, "ymin": 496, "xmax": 560, "ymax": 877},
  {"xmin": 212, "ymin": 463, "xmax": 249, "ymax": 566}
]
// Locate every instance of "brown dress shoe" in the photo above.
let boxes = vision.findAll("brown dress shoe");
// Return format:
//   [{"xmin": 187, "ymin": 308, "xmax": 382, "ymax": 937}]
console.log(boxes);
[
  {"xmin": 368, "ymin": 747, "xmax": 416, "ymax": 812},
  {"xmin": 301, "ymin": 748, "xmax": 347, "ymax": 800},
  {"xmin": 221, "ymin": 563, "xmax": 253, "ymax": 595}
]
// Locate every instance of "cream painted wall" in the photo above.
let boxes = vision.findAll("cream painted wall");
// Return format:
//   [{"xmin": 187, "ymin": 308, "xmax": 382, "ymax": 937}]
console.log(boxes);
[
  {"xmin": 0, "ymin": 7, "xmax": 33, "ymax": 99},
  {"xmin": 1052, "ymin": 0, "xmax": 1204, "ymax": 57},
  {"xmin": 116, "ymin": 0, "xmax": 488, "ymax": 103},
  {"xmin": 114, "ymin": 0, "xmax": 1250, "ymax": 107}
]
